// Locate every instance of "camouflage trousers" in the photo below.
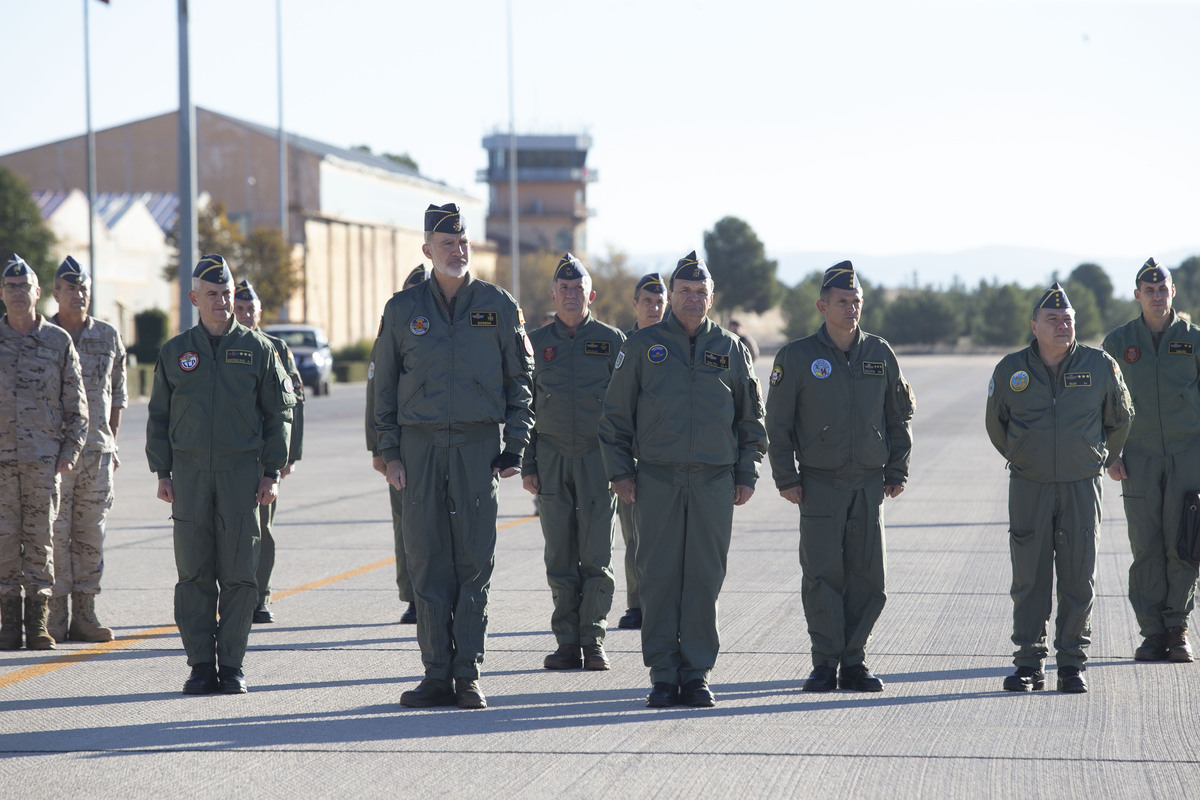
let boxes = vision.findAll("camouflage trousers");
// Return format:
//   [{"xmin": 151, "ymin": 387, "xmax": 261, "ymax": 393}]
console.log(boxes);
[
  {"xmin": 0, "ymin": 461, "xmax": 59, "ymax": 598},
  {"xmin": 52, "ymin": 451, "xmax": 114, "ymax": 596}
]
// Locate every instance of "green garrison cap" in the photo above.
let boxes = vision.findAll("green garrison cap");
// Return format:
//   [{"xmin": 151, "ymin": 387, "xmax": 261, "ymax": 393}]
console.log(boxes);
[
  {"xmin": 404, "ymin": 264, "xmax": 427, "ymax": 288},
  {"xmin": 553, "ymin": 252, "xmax": 589, "ymax": 281},
  {"xmin": 193, "ymin": 254, "xmax": 233, "ymax": 284},
  {"xmin": 1137, "ymin": 257, "xmax": 1170, "ymax": 285},
  {"xmin": 234, "ymin": 280, "xmax": 259, "ymax": 302},
  {"xmin": 635, "ymin": 272, "xmax": 665, "ymax": 295},
  {"xmin": 424, "ymin": 203, "xmax": 464, "ymax": 234},
  {"xmin": 56, "ymin": 255, "xmax": 90, "ymax": 285},
  {"xmin": 1034, "ymin": 281, "xmax": 1072, "ymax": 311},
  {"xmin": 672, "ymin": 251, "xmax": 712, "ymax": 282},
  {"xmin": 822, "ymin": 261, "xmax": 857, "ymax": 290}
]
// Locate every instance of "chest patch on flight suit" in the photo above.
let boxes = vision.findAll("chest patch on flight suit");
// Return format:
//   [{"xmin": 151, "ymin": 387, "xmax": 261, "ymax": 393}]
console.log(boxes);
[
  {"xmin": 1064, "ymin": 372, "xmax": 1091, "ymax": 387},
  {"xmin": 543, "ymin": 346, "xmax": 557, "ymax": 362},
  {"xmin": 410, "ymin": 316, "xmax": 430, "ymax": 336},
  {"xmin": 1124, "ymin": 346, "xmax": 1139, "ymax": 363},
  {"xmin": 226, "ymin": 349, "xmax": 253, "ymax": 366},
  {"xmin": 1009, "ymin": 371, "xmax": 1030, "ymax": 392},
  {"xmin": 862, "ymin": 361, "xmax": 885, "ymax": 376},
  {"xmin": 1170, "ymin": 341, "xmax": 1194, "ymax": 355},
  {"xmin": 471, "ymin": 311, "xmax": 498, "ymax": 327},
  {"xmin": 179, "ymin": 351, "xmax": 199, "ymax": 372},
  {"xmin": 585, "ymin": 341, "xmax": 611, "ymax": 356},
  {"xmin": 647, "ymin": 344, "xmax": 668, "ymax": 364},
  {"xmin": 811, "ymin": 358, "xmax": 832, "ymax": 379},
  {"xmin": 704, "ymin": 351, "xmax": 730, "ymax": 370},
  {"xmin": 770, "ymin": 365, "xmax": 783, "ymax": 386},
  {"xmin": 36, "ymin": 346, "xmax": 59, "ymax": 361}
]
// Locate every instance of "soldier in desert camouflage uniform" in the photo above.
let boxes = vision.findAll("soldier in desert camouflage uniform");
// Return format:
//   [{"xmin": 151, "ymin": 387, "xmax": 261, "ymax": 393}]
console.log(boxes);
[
  {"xmin": 47, "ymin": 256, "xmax": 126, "ymax": 643},
  {"xmin": 0, "ymin": 254, "xmax": 88, "ymax": 650}
]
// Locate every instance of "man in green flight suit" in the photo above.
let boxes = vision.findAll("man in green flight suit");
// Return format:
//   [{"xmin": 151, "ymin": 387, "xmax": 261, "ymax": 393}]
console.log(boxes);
[
  {"xmin": 232, "ymin": 280, "xmax": 305, "ymax": 625},
  {"xmin": 374, "ymin": 204, "xmax": 534, "ymax": 710},
  {"xmin": 147, "ymin": 255, "xmax": 295, "ymax": 695},
  {"xmin": 523, "ymin": 253, "xmax": 625, "ymax": 672},
  {"xmin": 365, "ymin": 264, "xmax": 428, "ymax": 626},
  {"xmin": 599, "ymin": 251, "xmax": 766, "ymax": 708},
  {"xmin": 765, "ymin": 261, "xmax": 914, "ymax": 694},
  {"xmin": 1102, "ymin": 257, "xmax": 1200, "ymax": 663},
  {"xmin": 986, "ymin": 282, "xmax": 1133, "ymax": 694},
  {"xmin": 615, "ymin": 272, "xmax": 667, "ymax": 631}
]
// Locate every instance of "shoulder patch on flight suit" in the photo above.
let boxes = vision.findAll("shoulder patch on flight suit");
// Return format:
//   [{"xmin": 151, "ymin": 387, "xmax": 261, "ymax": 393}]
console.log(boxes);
[
  {"xmin": 518, "ymin": 308, "xmax": 526, "ymax": 325},
  {"xmin": 471, "ymin": 311, "xmax": 498, "ymax": 327},
  {"xmin": 1124, "ymin": 346, "xmax": 1139, "ymax": 363},
  {"xmin": 988, "ymin": 377, "xmax": 995, "ymax": 397},
  {"xmin": 585, "ymin": 341, "xmax": 611, "ymax": 356},
  {"xmin": 410, "ymin": 316, "xmax": 430, "ymax": 336},
  {"xmin": 862, "ymin": 361, "xmax": 885, "ymax": 375},
  {"xmin": 1010, "ymin": 371, "xmax": 1029, "ymax": 392},
  {"xmin": 1170, "ymin": 341, "xmax": 1194, "ymax": 355},
  {"xmin": 647, "ymin": 344, "xmax": 668, "ymax": 364},
  {"xmin": 226, "ymin": 349, "xmax": 253, "ymax": 365},
  {"xmin": 704, "ymin": 351, "xmax": 729, "ymax": 370},
  {"xmin": 615, "ymin": 351, "xmax": 625, "ymax": 370},
  {"xmin": 179, "ymin": 351, "xmax": 199, "ymax": 372},
  {"xmin": 367, "ymin": 360, "xmax": 375, "ymax": 379},
  {"xmin": 770, "ymin": 365, "xmax": 783, "ymax": 386},
  {"xmin": 1064, "ymin": 372, "xmax": 1091, "ymax": 387}
]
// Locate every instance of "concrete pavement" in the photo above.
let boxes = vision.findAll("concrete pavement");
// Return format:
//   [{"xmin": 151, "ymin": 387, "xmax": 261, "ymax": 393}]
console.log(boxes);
[{"xmin": 2, "ymin": 354, "xmax": 1198, "ymax": 798}]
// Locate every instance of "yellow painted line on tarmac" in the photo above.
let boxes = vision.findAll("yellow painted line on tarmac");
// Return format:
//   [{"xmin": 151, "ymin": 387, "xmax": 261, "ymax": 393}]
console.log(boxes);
[{"xmin": 0, "ymin": 514, "xmax": 538, "ymax": 689}]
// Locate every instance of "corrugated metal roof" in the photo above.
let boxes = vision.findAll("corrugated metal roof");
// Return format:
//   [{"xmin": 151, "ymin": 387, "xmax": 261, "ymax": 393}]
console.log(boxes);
[{"xmin": 32, "ymin": 190, "xmax": 179, "ymax": 235}]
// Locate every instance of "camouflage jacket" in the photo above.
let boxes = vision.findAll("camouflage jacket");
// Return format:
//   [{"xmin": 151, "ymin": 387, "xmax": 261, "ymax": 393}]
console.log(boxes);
[{"xmin": 50, "ymin": 314, "xmax": 127, "ymax": 454}]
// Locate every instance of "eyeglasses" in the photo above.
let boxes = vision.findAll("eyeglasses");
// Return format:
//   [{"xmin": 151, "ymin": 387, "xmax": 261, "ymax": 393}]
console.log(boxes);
[{"xmin": 1, "ymin": 283, "xmax": 35, "ymax": 294}]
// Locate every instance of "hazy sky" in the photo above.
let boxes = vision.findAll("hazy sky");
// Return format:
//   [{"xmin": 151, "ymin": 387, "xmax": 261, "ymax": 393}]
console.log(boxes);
[{"xmin": 2, "ymin": 0, "xmax": 1197, "ymax": 271}]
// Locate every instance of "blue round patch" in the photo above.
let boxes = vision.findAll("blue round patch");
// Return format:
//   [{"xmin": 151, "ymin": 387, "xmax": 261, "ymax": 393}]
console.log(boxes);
[
  {"xmin": 1010, "ymin": 371, "xmax": 1030, "ymax": 392},
  {"xmin": 811, "ymin": 358, "xmax": 832, "ymax": 379},
  {"xmin": 647, "ymin": 344, "xmax": 668, "ymax": 364},
  {"xmin": 410, "ymin": 316, "xmax": 430, "ymax": 336}
]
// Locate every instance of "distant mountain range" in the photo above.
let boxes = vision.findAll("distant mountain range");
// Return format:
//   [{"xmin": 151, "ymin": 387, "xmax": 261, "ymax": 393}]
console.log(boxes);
[{"xmin": 631, "ymin": 246, "xmax": 1200, "ymax": 294}]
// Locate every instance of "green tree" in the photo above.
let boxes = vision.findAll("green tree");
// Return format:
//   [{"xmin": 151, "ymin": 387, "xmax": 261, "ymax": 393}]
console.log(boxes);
[
  {"xmin": 241, "ymin": 227, "xmax": 300, "ymax": 318},
  {"xmin": 878, "ymin": 289, "xmax": 963, "ymax": 346},
  {"xmin": 971, "ymin": 281, "xmax": 1037, "ymax": 347},
  {"xmin": 1062, "ymin": 279, "xmax": 1103, "ymax": 341},
  {"xmin": 1068, "ymin": 263, "xmax": 1117, "ymax": 326},
  {"xmin": 0, "ymin": 165, "xmax": 56, "ymax": 311},
  {"xmin": 779, "ymin": 271, "xmax": 824, "ymax": 341},
  {"xmin": 1171, "ymin": 255, "xmax": 1200, "ymax": 318},
  {"xmin": 164, "ymin": 201, "xmax": 246, "ymax": 282},
  {"xmin": 351, "ymin": 144, "xmax": 418, "ymax": 172},
  {"xmin": 702, "ymin": 216, "xmax": 783, "ymax": 314}
]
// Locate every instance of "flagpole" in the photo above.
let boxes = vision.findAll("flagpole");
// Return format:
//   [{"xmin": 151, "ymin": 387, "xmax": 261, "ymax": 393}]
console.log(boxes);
[
  {"xmin": 84, "ymin": 0, "xmax": 98, "ymax": 315},
  {"xmin": 177, "ymin": 0, "xmax": 197, "ymax": 331}
]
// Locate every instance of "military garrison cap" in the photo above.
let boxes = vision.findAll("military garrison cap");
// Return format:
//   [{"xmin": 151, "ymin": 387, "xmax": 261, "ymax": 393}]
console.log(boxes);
[
  {"xmin": 1034, "ymin": 281, "xmax": 1072, "ymax": 311},
  {"xmin": 672, "ymin": 251, "xmax": 712, "ymax": 283},
  {"xmin": 1137, "ymin": 257, "xmax": 1170, "ymax": 285},
  {"xmin": 424, "ymin": 203, "xmax": 465, "ymax": 234},
  {"xmin": 3, "ymin": 254, "xmax": 35, "ymax": 282},
  {"xmin": 635, "ymin": 272, "xmax": 665, "ymax": 295},
  {"xmin": 404, "ymin": 264, "xmax": 426, "ymax": 288},
  {"xmin": 822, "ymin": 261, "xmax": 858, "ymax": 290},
  {"xmin": 193, "ymin": 254, "xmax": 233, "ymax": 284},
  {"xmin": 234, "ymin": 280, "xmax": 260, "ymax": 302},
  {"xmin": 56, "ymin": 255, "xmax": 90, "ymax": 285},
  {"xmin": 553, "ymin": 252, "xmax": 589, "ymax": 281}
]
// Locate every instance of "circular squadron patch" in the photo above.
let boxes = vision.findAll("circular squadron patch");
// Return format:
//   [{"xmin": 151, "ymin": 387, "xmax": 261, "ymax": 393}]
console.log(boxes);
[
  {"xmin": 410, "ymin": 316, "xmax": 430, "ymax": 336},
  {"xmin": 811, "ymin": 358, "xmax": 832, "ymax": 379},
  {"xmin": 1010, "ymin": 371, "xmax": 1030, "ymax": 392},
  {"xmin": 647, "ymin": 344, "xmax": 668, "ymax": 364},
  {"xmin": 179, "ymin": 351, "xmax": 199, "ymax": 372}
]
